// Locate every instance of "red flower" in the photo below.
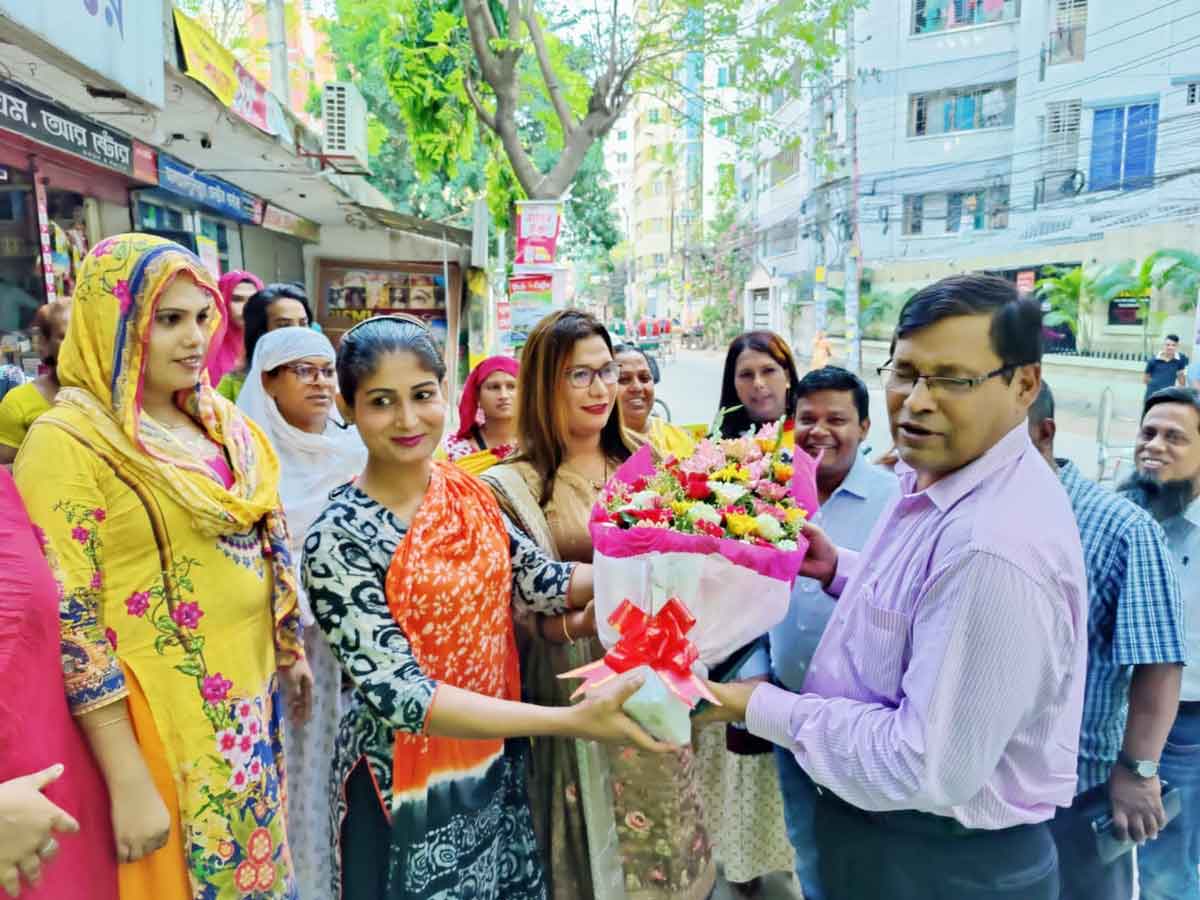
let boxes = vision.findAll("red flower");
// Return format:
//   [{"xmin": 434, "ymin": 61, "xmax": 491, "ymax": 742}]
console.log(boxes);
[
  {"xmin": 630, "ymin": 507, "xmax": 672, "ymax": 525},
  {"xmin": 105, "ymin": 627, "xmax": 117, "ymax": 650},
  {"xmin": 125, "ymin": 591, "xmax": 150, "ymax": 617},
  {"xmin": 92, "ymin": 508, "xmax": 107, "ymax": 522},
  {"xmin": 247, "ymin": 827, "xmax": 274, "ymax": 864},
  {"xmin": 255, "ymin": 862, "xmax": 276, "ymax": 891},
  {"xmin": 201, "ymin": 673, "xmax": 232, "ymax": 704},
  {"xmin": 694, "ymin": 520, "xmax": 723, "ymax": 538},
  {"xmin": 234, "ymin": 861, "xmax": 258, "ymax": 893},
  {"xmin": 685, "ymin": 475, "xmax": 711, "ymax": 500},
  {"xmin": 170, "ymin": 602, "xmax": 203, "ymax": 630},
  {"xmin": 630, "ymin": 476, "xmax": 648, "ymax": 492},
  {"xmin": 71, "ymin": 526, "xmax": 89, "ymax": 544}
]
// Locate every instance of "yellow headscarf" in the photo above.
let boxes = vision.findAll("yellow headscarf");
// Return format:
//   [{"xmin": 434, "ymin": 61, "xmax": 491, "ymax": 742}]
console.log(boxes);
[{"xmin": 48, "ymin": 232, "xmax": 283, "ymax": 536}]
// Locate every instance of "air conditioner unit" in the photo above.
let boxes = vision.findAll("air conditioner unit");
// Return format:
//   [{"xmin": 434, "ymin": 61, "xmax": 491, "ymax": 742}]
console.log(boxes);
[{"xmin": 321, "ymin": 82, "xmax": 370, "ymax": 174}]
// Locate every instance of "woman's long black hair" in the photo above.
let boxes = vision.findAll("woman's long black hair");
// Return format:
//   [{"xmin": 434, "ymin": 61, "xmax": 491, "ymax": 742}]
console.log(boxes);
[
  {"xmin": 716, "ymin": 330, "xmax": 802, "ymax": 438},
  {"xmin": 242, "ymin": 283, "xmax": 313, "ymax": 369}
]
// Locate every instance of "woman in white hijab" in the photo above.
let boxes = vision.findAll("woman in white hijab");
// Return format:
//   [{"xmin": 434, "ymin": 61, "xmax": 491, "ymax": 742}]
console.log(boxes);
[{"xmin": 237, "ymin": 326, "xmax": 366, "ymax": 900}]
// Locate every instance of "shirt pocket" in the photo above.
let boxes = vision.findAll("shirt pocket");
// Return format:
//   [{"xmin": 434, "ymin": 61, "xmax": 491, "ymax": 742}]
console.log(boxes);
[{"xmin": 846, "ymin": 588, "xmax": 911, "ymax": 702}]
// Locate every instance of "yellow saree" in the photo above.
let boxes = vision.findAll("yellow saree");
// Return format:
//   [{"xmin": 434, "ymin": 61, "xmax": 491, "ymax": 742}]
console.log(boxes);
[{"xmin": 14, "ymin": 234, "xmax": 303, "ymax": 900}]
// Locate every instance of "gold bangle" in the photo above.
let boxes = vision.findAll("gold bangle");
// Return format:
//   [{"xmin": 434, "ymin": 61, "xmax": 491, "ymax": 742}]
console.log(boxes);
[{"xmin": 561, "ymin": 614, "xmax": 575, "ymax": 644}]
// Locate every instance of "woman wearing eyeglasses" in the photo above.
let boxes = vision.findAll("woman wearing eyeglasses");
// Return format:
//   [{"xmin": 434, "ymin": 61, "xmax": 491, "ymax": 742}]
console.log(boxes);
[
  {"xmin": 236, "ymin": 327, "xmax": 367, "ymax": 899},
  {"xmin": 216, "ymin": 284, "xmax": 313, "ymax": 403},
  {"xmin": 484, "ymin": 310, "xmax": 715, "ymax": 900}
]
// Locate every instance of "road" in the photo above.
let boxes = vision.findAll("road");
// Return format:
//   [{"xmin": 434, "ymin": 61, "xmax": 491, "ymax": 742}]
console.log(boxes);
[{"xmin": 655, "ymin": 348, "xmax": 1127, "ymax": 479}]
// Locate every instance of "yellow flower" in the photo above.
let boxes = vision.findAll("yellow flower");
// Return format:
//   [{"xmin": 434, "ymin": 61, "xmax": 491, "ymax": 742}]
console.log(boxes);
[
  {"xmin": 670, "ymin": 500, "xmax": 695, "ymax": 517},
  {"xmin": 725, "ymin": 512, "xmax": 759, "ymax": 537},
  {"xmin": 711, "ymin": 464, "xmax": 750, "ymax": 483},
  {"xmin": 772, "ymin": 462, "xmax": 794, "ymax": 484},
  {"xmin": 785, "ymin": 507, "xmax": 809, "ymax": 525}
]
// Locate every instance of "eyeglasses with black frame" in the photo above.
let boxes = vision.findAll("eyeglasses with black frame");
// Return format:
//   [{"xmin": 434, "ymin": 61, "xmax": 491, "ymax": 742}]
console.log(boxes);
[
  {"xmin": 876, "ymin": 363, "xmax": 1017, "ymax": 396},
  {"xmin": 564, "ymin": 361, "xmax": 621, "ymax": 389}
]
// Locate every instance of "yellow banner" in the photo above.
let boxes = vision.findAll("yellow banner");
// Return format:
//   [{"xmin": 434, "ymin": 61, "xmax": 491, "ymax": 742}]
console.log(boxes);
[{"xmin": 173, "ymin": 9, "xmax": 238, "ymax": 108}]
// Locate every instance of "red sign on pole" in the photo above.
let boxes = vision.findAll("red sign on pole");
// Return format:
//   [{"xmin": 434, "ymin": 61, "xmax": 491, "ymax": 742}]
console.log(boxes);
[
  {"xmin": 514, "ymin": 201, "xmax": 562, "ymax": 266},
  {"xmin": 496, "ymin": 300, "xmax": 512, "ymax": 331}
]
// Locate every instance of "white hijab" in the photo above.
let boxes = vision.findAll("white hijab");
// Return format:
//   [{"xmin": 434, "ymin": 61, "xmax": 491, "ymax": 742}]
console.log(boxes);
[{"xmin": 236, "ymin": 327, "xmax": 367, "ymax": 624}]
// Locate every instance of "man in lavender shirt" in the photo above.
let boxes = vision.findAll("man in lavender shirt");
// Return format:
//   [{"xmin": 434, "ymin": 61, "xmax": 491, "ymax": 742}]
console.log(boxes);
[{"xmin": 708, "ymin": 274, "xmax": 1089, "ymax": 899}]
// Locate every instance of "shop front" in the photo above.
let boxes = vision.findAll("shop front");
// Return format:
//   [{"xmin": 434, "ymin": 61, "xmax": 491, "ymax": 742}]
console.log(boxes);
[
  {"xmin": 0, "ymin": 78, "xmax": 156, "ymax": 336},
  {"xmin": 242, "ymin": 203, "xmax": 319, "ymax": 285},
  {"xmin": 133, "ymin": 153, "xmax": 265, "ymax": 277}
]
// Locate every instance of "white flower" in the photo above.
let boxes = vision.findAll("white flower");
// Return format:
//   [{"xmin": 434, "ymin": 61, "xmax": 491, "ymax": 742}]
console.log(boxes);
[
  {"xmin": 754, "ymin": 514, "xmax": 784, "ymax": 541},
  {"xmin": 777, "ymin": 539, "xmax": 798, "ymax": 551},
  {"xmin": 631, "ymin": 490, "xmax": 661, "ymax": 509},
  {"xmin": 687, "ymin": 504, "xmax": 722, "ymax": 526},
  {"xmin": 710, "ymin": 482, "xmax": 747, "ymax": 506}
]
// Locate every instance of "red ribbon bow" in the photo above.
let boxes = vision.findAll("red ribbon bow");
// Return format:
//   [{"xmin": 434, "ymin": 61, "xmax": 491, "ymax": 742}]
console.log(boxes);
[
  {"xmin": 560, "ymin": 597, "xmax": 718, "ymax": 708},
  {"xmin": 603, "ymin": 598, "xmax": 700, "ymax": 677}
]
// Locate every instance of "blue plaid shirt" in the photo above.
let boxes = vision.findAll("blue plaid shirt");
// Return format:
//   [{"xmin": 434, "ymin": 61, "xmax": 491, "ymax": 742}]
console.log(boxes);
[{"xmin": 1059, "ymin": 460, "xmax": 1187, "ymax": 792}]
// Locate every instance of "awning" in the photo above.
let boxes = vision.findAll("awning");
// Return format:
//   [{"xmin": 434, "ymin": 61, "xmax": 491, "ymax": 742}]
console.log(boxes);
[{"xmin": 354, "ymin": 204, "xmax": 472, "ymax": 246}]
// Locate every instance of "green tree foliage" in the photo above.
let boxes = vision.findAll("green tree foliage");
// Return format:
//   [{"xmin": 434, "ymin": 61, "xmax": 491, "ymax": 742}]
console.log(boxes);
[
  {"xmin": 1037, "ymin": 264, "xmax": 1098, "ymax": 352},
  {"xmin": 347, "ymin": 0, "xmax": 855, "ymax": 202}
]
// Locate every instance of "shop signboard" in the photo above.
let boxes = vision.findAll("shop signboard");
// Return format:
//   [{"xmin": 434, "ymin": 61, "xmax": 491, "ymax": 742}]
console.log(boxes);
[
  {"xmin": 174, "ymin": 10, "xmax": 276, "ymax": 137},
  {"xmin": 157, "ymin": 155, "xmax": 262, "ymax": 224},
  {"xmin": 0, "ymin": 79, "xmax": 134, "ymax": 175},
  {"xmin": 514, "ymin": 201, "xmax": 562, "ymax": 266},
  {"xmin": 321, "ymin": 263, "xmax": 450, "ymax": 347},
  {"xmin": 31, "ymin": 169, "xmax": 56, "ymax": 302},
  {"xmin": 261, "ymin": 204, "xmax": 320, "ymax": 243},
  {"xmin": 0, "ymin": 1, "xmax": 165, "ymax": 108},
  {"xmin": 132, "ymin": 142, "xmax": 158, "ymax": 185},
  {"xmin": 195, "ymin": 234, "xmax": 221, "ymax": 278}
]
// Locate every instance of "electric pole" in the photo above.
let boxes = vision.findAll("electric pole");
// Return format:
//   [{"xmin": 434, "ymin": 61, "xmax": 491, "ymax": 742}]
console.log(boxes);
[
  {"xmin": 266, "ymin": 0, "xmax": 289, "ymax": 106},
  {"xmin": 843, "ymin": 9, "xmax": 862, "ymax": 374}
]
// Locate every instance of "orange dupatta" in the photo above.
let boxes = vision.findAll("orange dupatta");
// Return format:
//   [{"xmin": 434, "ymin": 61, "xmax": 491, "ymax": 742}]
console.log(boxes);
[{"xmin": 383, "ymin": 461, "xmax": 520, "ymax": 796}]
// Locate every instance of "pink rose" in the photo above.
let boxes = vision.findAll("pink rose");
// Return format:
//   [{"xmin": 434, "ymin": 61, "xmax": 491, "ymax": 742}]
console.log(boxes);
[
  {"xmin": 71, "ymin": 526, "xmax": 89, "ymax": 544},
  {"xmin": 170, "ymin": 601, "xmax": 203, "ymax": 630},
  {"xmin": 201, "ymin": 673, "xmax": 233, "ymax": 704},
  {"xmin": 125, "ymin": 591, "xmax": 150, "ymax": 617},
  {"xmin": 92, "ymin": 508, "xmax": 106, "ymax": 523},
  {"xmin": 624, "ymin": 811, "xmax": 652, "ymax": 834}
]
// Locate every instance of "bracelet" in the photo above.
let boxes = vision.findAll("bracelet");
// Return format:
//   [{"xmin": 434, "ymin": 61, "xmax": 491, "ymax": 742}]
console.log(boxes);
[{"xmin": 561, "ymin": 614, "xmax": 575, "ymax": 644}]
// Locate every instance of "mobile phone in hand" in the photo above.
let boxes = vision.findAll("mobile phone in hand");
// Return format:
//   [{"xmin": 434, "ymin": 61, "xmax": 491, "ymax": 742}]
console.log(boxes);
[{"xmin": 1091, "ymin": 785, "xmax": 1182, "ymax": 864}]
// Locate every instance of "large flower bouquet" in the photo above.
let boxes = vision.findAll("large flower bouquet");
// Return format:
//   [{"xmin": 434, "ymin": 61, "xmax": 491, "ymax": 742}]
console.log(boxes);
[{"xmin": 564, "ymin": 420, "xmax": 819, "ymax": 742}]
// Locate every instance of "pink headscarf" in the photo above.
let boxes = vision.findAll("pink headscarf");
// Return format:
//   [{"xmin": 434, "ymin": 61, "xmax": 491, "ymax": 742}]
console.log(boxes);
[
  {"xmin": 454, "ymin": 355, "xmax": 519, "ymax": 442},
  {"xmin": 206, "ymin": 270, "xmax": 264, "ymax": 383}
]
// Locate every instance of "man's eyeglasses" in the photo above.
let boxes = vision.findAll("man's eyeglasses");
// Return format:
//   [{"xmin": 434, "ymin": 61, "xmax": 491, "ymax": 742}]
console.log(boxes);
[
  {"xmin": 278, "ymin": 362, "xmax": 336, "ymax": 384},
  {"xmin": 565, "ymin": 362, "xmax": 620, "ymax": 389},
  {"xmin": 877, "ymin": 363, "xmax": 1017, "ymax": 396}
]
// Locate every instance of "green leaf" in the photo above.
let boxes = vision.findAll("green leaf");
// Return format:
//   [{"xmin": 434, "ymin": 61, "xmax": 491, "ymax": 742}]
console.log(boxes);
[{"xmin": 175, "ymin": 660, "xmax": 203, "ymax": 678}]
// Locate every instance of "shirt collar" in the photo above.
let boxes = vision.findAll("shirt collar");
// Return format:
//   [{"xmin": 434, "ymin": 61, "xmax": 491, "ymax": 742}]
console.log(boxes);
[
  {"xmin": 830, "ymin": 451, "xmax": 876, "ymax": 501},
  {"xmin": 1185, "ymin": 495, "xmax": 1200, "ymax": 528},
  {"xmin": 897, "ymin": 421, "xmax": 1032, "ymax": 512}
]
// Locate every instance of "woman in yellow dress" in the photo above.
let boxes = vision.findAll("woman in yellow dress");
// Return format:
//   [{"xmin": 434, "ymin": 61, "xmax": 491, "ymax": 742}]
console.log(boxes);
[
  {"xmin": 612, "ymin": 343, "xmax": 695, "ymax": 458},
  {"xmin": 13, "ymin": 233, "xmax": 311, "ymax": 900}
]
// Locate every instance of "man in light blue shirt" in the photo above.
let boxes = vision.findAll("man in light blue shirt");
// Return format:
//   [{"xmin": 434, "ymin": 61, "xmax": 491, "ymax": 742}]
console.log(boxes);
[
  {"xmin": 1121, "ymin": 387, "xmax": 1200, "ymax": 900},
  {"xmin": 769, "ymin": 366, "xmax": 899, "ymax": 900}
]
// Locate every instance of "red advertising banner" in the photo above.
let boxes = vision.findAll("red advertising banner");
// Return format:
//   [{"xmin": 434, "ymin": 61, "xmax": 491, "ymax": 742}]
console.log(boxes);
[
  {"xmin": 514, "ymin": 201, "xmax": 562, "ymax": 266},
  {"xmin": 496, "ymin": 299, "xmax": 512, "ymax": 331},
  {"xmin": 31, "ymin": 165, "xmax": 56, "ymax": 302},
  {"xmin": 132, "ymin": 141, "xmax": 158, "ymax": 184}
]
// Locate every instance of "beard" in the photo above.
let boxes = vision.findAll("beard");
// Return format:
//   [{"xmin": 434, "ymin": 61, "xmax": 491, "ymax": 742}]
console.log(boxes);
[{"xmin": 1117, "ymin": 472, "xmax": 1197, "ymax": 522}]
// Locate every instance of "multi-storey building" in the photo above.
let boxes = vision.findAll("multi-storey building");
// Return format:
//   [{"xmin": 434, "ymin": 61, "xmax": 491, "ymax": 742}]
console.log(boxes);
[{"xmin": 744, "ymin": 0, "xmax": 1200, "ymax": 355}]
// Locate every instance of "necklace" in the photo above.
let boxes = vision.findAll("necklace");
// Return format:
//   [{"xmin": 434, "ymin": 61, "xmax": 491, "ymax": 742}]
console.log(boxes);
[{"xmin": 566, "ymin": 457, "xmax": 609, "ymax": 491}]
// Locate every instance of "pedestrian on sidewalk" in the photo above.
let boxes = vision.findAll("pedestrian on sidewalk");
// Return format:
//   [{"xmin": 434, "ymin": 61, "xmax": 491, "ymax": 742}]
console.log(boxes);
[
  {"xmin": 706, "ymin": 275, "xmax": 1089, "ymax": 900},
  {"xmin": 1143, "ymin": 334, "xmax": 1189, "ymax": 405},
  {"xmin": 1028, "ymin": 382, "xmax": 1185, "ymax": 900}
]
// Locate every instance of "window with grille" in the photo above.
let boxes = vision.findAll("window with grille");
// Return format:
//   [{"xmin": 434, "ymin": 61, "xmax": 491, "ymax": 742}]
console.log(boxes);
[
  {"xmin": 902, "ymin": 184, "xmax": 1009, "ymax": 235},
  {"xmin": 1042, "ymin": 99, "xmax": 1082, "ymax": 175},
  {"xmin": 770, "ymin": 147, "xmax": 801, "ymax": 186},
  {"xmin": 908, "ymin": 81, "xmax": 1016, "ymax": 136},
  {"xmin": 1049, "ymin": 0, "xmax": 1087, "ymax": 65},
  {"xmin": 912, "ymin": 0, "xmax": 1021, "ymax": 35}
]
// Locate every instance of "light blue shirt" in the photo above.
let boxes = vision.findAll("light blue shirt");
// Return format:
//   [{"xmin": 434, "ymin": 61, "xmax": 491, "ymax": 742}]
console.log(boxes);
[
  {"xmin": 1188, "ymin": 358, "xmax": 1200, "ymax": 387},
  {"xmin": 1161, "ymin": 497, "xmax": 1200, "ymax": 701},
  {"xmin": 770, "ymin": 452, "xmax": 899, "ymax": 691}
]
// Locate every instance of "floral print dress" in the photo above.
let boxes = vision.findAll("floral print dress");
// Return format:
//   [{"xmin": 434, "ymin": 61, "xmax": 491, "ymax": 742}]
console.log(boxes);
[
  {"xmin": 16, "ymin": 424, "xmax": 301, "ymax": 900},
  {"xmin": 302, "ymin": 481, "xmax": 575, "ymax": 900}
]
